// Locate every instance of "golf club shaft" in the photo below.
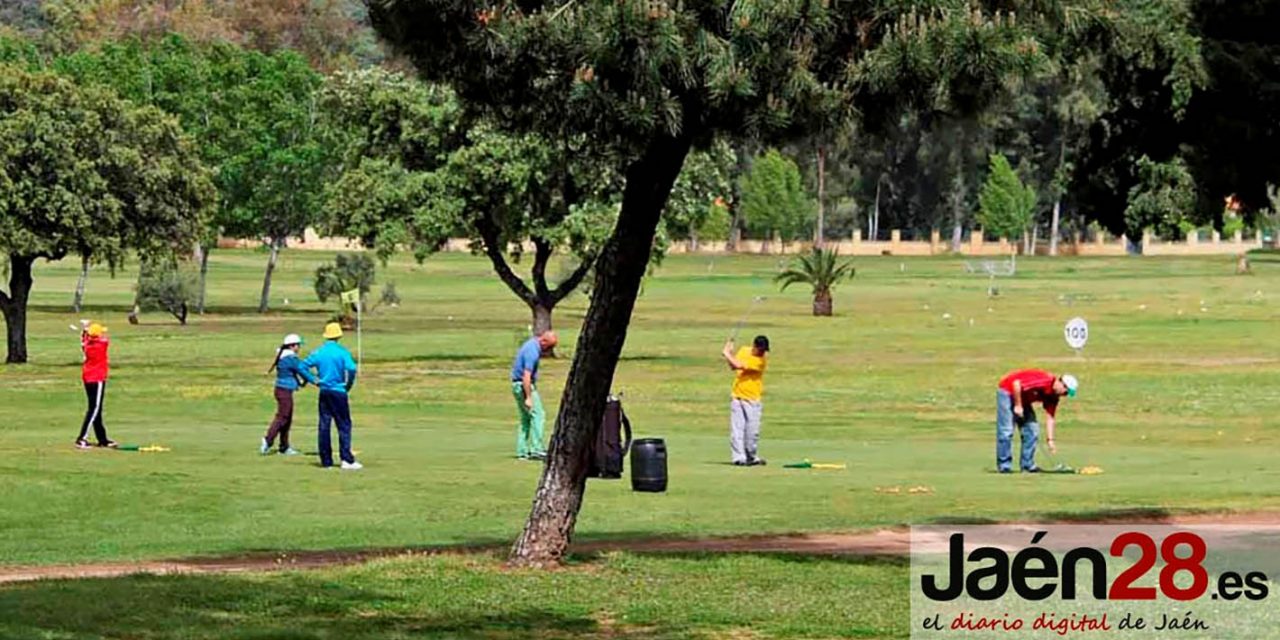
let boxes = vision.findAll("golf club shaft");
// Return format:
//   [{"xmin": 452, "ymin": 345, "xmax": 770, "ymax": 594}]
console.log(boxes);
[
  {"xmin": 728, "ymin": 320, "xmax": 746, "ymax": 342},
  {"xmin": 727, "ymin": 297, "xmax": 763, "ymax": 343}
]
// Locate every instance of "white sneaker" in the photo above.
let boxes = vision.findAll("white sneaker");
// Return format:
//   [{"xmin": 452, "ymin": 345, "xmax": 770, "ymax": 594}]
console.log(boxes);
[
  {"xmin": 259, "ymin": 438, "xmax": 270, "ymax": 455},
  {"xmin": 340, "ymin": 461, "xmax": 363, "ymax": 471}
]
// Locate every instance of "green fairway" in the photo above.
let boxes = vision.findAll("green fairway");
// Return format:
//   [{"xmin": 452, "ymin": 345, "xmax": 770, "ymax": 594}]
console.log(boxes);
[
  {"xmin": 2, "ymin": 249, "xmax": 1278, "ymax": 568},
  {"xmin": 2, "ymin": 249, "xmax": 1279, "ymax": 637}
]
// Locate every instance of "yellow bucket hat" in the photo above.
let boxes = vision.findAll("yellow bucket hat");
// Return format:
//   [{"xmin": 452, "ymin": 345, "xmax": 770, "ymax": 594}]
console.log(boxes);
[
  {"xmin": 322, "ymin": 322, "xmax": 343, "ymax": 340},
  {"xmin": 87, "ymin": 323, "xmax": 107, "ymax": 337}
]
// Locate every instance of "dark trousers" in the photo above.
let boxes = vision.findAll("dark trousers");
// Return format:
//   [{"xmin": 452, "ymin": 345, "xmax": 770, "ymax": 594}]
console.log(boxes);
[
  {"xmin": 264, "ymin": 387, "xmax": 294, "ymax": 451},
  {"xmin": 78, "ymin": 381, "xmax": 110, "ymax": 444},
  {"xmin": 317, "ymin": 390, "xmax": 354, "ymax": 467}
]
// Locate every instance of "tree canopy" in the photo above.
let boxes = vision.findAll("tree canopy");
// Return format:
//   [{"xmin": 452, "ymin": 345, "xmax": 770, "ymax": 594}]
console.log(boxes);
[
  {"xmin": 323, "ymin": 67, "xmax": 736, "ymax": 333},
  {"xmin": 0, "ymin": 64, "xmax": 213, "ymax": 362},
  {"xmin": 53, "ymin": 36, "xmax": 332, "ymax": 312}
]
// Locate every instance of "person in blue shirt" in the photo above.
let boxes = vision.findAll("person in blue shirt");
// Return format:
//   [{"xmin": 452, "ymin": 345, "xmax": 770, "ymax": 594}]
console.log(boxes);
[
  {"xmin": 303, "ymin": 323, "xmax": 361, "ymax": 470},
  {"xmin": 510, "ymin": 330, "xmax": 558, "ymax": 460},
  {"xmin": 261, "ymin": 333, "xmax": 318, "ymax": 456}
]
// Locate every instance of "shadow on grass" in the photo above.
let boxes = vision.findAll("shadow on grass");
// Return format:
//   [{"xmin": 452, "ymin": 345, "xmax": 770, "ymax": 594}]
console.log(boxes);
[
  {"xmin": 923, "ymin": 516, "xmax": 1002, "ymax": 525},
  {"xmin": 30, "ymin": 304, "xmax": 327, "ymax": 317},
  {"xmin": 194, "ymin": 305, "xmax": 328, "ymax": 316},
  {"xmin": 364, "ymin": 353, "xmax": 497, "ymax": 365},
  {"xmin": 572, "ymin": 550, "xmax": 910, "ymax": 569},
  {"xmin": 0, "ymin": 573, "xmax": 621, "ymax": 640},
  {"xmin": 0, "ymin": 552, "xmax": 899, "ymax": 639},
  {"xmin": 1033, "ymin": 507, "xmax": 1173, "ymax": 523},
  {"xmin": 618, "ymin": 355, "xmax": 685, "ymax": 363}
]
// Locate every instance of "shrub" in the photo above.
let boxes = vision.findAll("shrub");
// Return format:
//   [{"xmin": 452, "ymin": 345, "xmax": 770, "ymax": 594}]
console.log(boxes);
[
  {"xmin": 740, "ymin": 149, "xmax": 813, "ymax": 243},
  {"xmin": 315, "ymin": 253, "xmax": 376, "ymax": 324},
  {"xmin": 136, "ymin": 262, "xmax": 196, "ymax": 325},
  {"xmin": 1124, "ymin": 156, "xmax": 1196, "ymax": 240},
  {"xmin": 977, "ymin": 154, "xmax": 1037, "ymax": 247}
]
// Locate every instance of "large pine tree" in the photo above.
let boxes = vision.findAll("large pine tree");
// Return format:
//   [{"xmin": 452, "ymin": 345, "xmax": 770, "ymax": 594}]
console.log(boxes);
[{"xmin": 367, "ymin": 0, "xmax": 1145, "ymax": 565}]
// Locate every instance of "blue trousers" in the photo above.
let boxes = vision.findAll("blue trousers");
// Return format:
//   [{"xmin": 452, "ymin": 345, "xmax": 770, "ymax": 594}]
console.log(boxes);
[
  {"xmin": 318, "ymin": 390, "xmax": 355, "ymax": 467},
  {"xmin": 996, "ymin": 389, "xmax": 1039, "ymax": 472}
]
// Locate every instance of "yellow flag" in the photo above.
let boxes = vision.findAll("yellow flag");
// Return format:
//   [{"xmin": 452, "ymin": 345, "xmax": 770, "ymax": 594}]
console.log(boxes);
[{"xmin": 340, "ymin": 289, "xmax": 360, "ymax": 305}]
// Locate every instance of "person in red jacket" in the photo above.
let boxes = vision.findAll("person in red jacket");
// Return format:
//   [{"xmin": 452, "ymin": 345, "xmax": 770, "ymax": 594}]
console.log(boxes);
[
  {"xmin": 76, "ymin": 322, "xmax": 116, "ymax": 449},
  {"xmin": 995, "ymin": 369, "xmax": 1078, "ymax": 473}
]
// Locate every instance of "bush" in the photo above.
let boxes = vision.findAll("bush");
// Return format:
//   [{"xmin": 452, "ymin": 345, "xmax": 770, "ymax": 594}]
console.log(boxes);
[
  {"xmin": 699, "ymin": 199, "xmax": 732, "ymax": 242},
  {"xmin": 1124, "ymin": 156, "xmax": 1196, "ymax": 240},
  {"xmin": 378, "ymin": 282, "xmax": 401, "ymax": 309},
  {"xmin": 315, "ymin": 253, "xmax": 376, "ymax": 324},
  {"xmin": 136, "ymin": 262, "xmax": 196, "ymax": 325},
  {"xmin": 977, "ymin": 154, "xmax": 1037, "ymax": 245},
  {"xmin": 740, "ymin": 149, "xmax": 813, "ymax": 242}
]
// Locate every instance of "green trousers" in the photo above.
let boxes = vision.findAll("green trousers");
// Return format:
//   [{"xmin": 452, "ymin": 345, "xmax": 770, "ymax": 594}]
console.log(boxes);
[{"xmin": 511, "ymin": 381, "xmax": 546, "ymax": 457}]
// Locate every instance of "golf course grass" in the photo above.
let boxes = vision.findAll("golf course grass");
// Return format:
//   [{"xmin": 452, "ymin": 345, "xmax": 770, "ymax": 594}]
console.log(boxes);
[{"xmin": 2, "ymin": 248, "xmax": 1278, "ymax": 637}]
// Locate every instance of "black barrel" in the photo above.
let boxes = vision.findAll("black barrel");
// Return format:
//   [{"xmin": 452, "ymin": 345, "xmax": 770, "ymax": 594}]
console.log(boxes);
[{"xmin": 630, "ymin": 438, "xmax": 667, "ymax": 492}]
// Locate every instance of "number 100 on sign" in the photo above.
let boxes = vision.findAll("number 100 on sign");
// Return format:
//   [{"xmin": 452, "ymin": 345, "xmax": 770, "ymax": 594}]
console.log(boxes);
[{"xmin": 1065, "ymin": 317, "xmax": 1088, "ymax": 350}]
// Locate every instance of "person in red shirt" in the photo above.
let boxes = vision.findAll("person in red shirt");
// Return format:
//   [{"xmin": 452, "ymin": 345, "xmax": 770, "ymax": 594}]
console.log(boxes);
[
  {"xmin": 995, "ymin": 369, "xmax": 1078, "ymax": 473},
  {"xmin": 76, "ymin": 322, "xmax": 116, "ymax": 449}
]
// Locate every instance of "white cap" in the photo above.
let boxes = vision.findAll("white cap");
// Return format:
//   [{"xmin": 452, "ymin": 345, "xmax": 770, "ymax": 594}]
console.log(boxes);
[
  {"xmin": 282, "ymin": 334, "xmax": 303, "ymax": 347},
  {"xmin": 1062, "ymin": 374, "xmax": 1079, "ymax": 397}
]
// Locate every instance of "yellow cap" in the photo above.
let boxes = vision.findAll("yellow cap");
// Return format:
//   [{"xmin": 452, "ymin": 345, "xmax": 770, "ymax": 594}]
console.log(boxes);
[
  {"xmin": 87, "ymin": 323, "xmax": 107, "ymax": 337},
  {"xmin": 323, "ymin": 322, "xmax": 343, "ymax": 340}
]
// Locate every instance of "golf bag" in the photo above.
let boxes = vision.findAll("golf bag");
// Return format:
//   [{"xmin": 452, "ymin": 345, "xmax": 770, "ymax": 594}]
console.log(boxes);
[{"xmin": 588, "ymin": 395, "xmax": 633, "ymax": 479}]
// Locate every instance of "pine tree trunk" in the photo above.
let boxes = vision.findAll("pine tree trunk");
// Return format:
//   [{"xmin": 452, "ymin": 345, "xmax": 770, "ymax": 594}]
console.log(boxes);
[
  {"xmin": 812, "ymin": 289, "xmax": 833, "ymax": 317},
  {"xmin": 815, "ymin": 145, "xmax": 826, "ymax": 247},
  {"xmin": 1049, "ymin": 199, "xmax": 1061, "ymax": 257},
  {"xmin": 872, "ymin": 177, "xmax": 882, "ymax": 241},
  {"xmin": 196, "ymin": 243, "xmax": 210, "ymax": 314},
  {"xmin": 1, "ymin": 255, "xmax": 35, "ymax": 364},
  {"xmin": 509, "ymin": 133, "xmax": 692, "ymax": 567},
  {"xmin": 728, "ymin": 143, "xmax": 751, "ymax": 252},
  {"xmin": 72, "ymin": 256, "xmax": 89, "ymax": 313},
  {"xmin": 1050, "ymin": 134, "xmax": 1067, "ymax": 257},
  {"xmin": 949, "ymin": 127, "xmax": 968, "ymax": 253},
  {"xmin": 258, "ymin": 239, "xmax": 282, "ymax": 314}
]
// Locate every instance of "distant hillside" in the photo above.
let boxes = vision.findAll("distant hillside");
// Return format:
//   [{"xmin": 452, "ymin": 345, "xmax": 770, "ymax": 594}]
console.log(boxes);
[{"xmin": 2, "ymin": 0, "xmax": 385, "ymax": 70}]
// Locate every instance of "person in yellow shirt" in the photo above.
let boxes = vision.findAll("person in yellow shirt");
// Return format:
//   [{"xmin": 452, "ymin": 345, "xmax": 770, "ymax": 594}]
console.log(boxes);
[{"xmin": 722, "ymin": 335, "xmax": 769, "ymax": 466}]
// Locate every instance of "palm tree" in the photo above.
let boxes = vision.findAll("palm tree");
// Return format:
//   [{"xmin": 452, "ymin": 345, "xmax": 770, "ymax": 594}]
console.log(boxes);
[{"xmin": 775, "ymin": 247, "xmax": 855, "ymax": 317}]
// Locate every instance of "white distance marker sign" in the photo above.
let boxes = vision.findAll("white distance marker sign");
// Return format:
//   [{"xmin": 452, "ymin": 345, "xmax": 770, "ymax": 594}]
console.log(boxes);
[{"xmin": 1064, "ymin": 317, "xmax": 1089, "ymax": 350}]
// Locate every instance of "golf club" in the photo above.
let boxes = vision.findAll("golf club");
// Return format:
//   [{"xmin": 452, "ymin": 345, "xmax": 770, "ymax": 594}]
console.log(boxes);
[
  {"xmin": 1042, "ymin": 447, "xmax": 1075, "ymax": 474},
  {"xmin": 727, "ymin": 296, "xmax": 766, "ymax": 342}
]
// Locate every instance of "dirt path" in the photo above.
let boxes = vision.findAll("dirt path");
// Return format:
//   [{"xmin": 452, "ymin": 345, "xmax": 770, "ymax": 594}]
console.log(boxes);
[{"xmin": 3, "ymin": 511, "xmax": 1279, "ymax": 585}]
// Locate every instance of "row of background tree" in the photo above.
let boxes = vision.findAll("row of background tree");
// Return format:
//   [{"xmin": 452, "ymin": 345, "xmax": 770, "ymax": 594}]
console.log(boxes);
[
  {"xmin": 8, "ymin": 0, "xmax": 1279, "ymax": 248},
  {"xmin": 1, "ymin": 0, "xmax": 1278, "ymax": 366},
  {"xmin": 4, "ymin": 0, "xmax": 1278, "ymax": 246}
]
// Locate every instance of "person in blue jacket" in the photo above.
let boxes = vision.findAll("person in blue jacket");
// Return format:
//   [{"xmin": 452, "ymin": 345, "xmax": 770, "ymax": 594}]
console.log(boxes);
[
  {"xmin": 303, "ymin": 323, "xmax": 361, "ymax": 470},
  {"xmin": 261, "ymin": 333, "xmax": 318, "ymax": 455}
]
